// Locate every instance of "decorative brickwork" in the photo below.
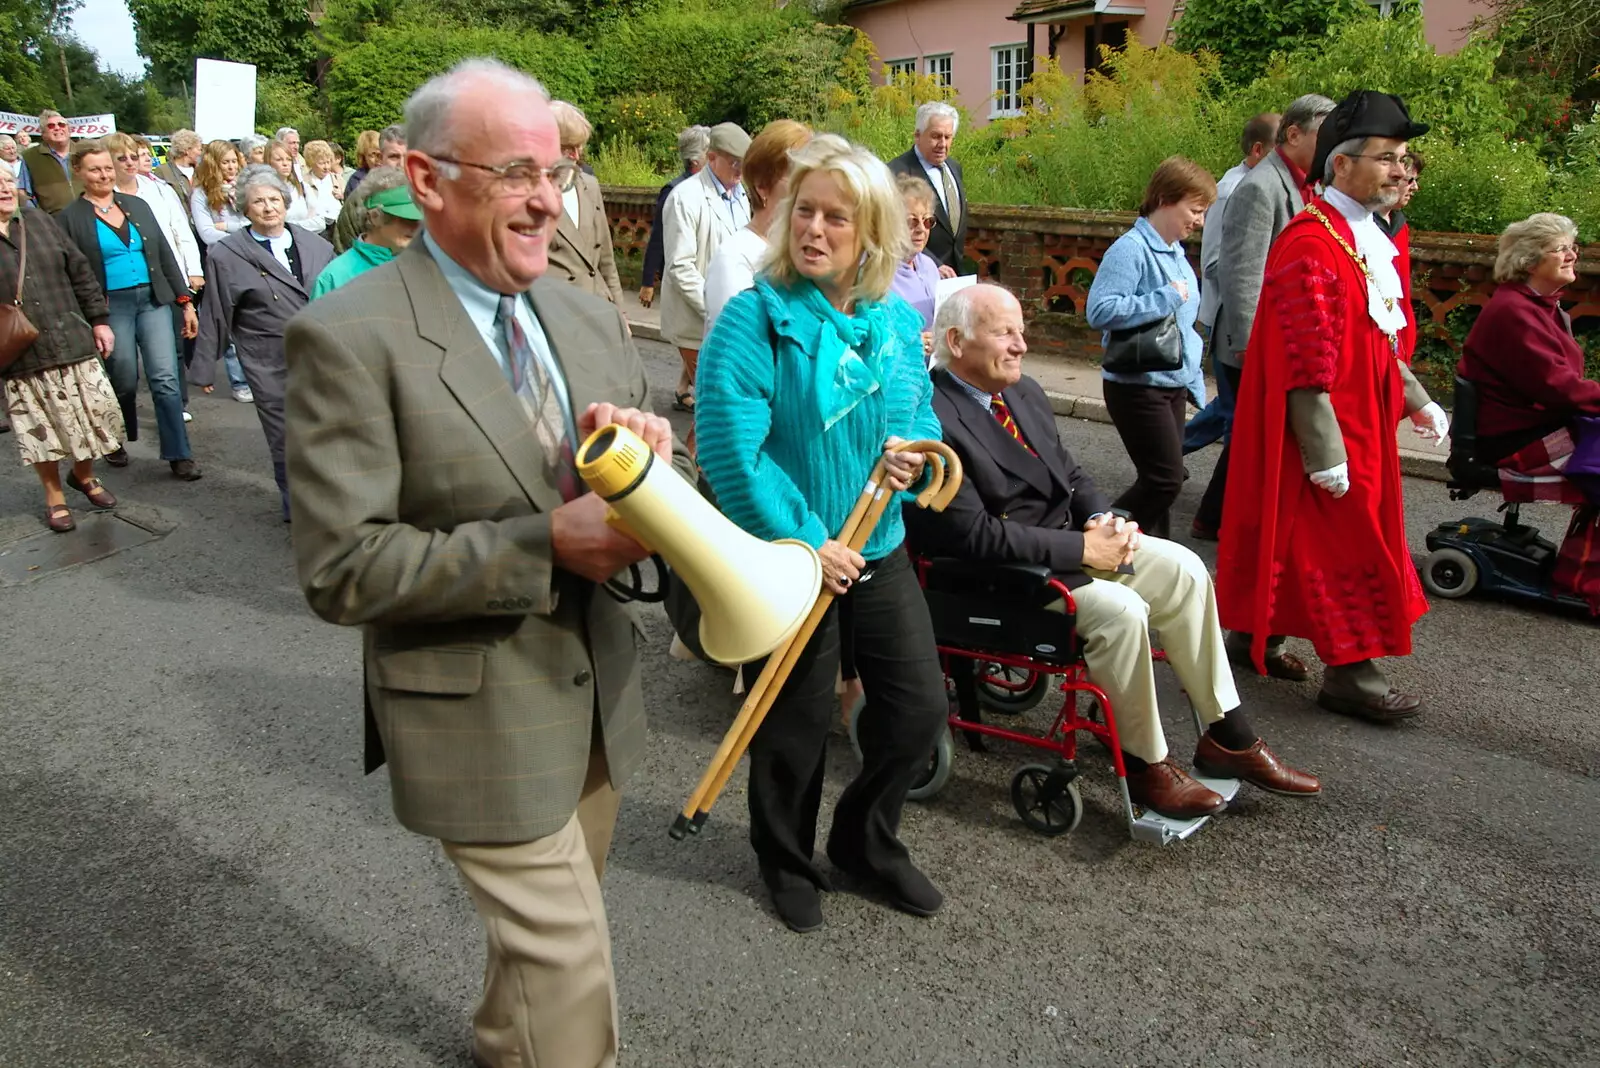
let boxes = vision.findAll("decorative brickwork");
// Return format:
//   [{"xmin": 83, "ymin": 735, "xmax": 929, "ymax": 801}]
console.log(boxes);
[{"xmin": 602, "ymin": 186, "xmax": 1598, "ymax": 359}]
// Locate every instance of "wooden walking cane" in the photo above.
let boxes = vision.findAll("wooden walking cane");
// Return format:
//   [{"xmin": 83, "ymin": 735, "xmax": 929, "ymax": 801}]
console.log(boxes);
[{"xmin": 669, "ymin": 439, "xmax": 963, "ymax": 840}]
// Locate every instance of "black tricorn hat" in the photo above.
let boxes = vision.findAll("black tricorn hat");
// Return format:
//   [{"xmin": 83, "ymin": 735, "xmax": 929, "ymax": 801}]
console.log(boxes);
[{"xmin": 1310, "ymin": 90, "xmax": 1430, "ymax": 186}]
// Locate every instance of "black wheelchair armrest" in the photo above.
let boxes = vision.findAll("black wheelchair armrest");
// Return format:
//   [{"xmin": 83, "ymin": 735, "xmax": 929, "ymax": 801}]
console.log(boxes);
[{"xmin": 920, "ymin": 557, "xmax": 1055, "ymax": 599}]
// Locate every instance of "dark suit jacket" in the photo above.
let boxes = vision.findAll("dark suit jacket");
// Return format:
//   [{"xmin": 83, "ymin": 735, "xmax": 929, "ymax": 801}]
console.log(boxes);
[
  {"xmin": 641, "ymin": 168, "xmax": 692, "ymax": 289},
  {"xmin": 283, "ymin": 242, "xmax": 691, "ymax": 843},
  {"xmin": 887, "ymin": 148, "xmax": 967, "ymax": 271},
  {"xmin": 904, "ymin": 370, "xmax": 1111, "ymax": 589},
  {"xmin": 57, "ymin": 193, "xmax": 192, "ymax": 308}
]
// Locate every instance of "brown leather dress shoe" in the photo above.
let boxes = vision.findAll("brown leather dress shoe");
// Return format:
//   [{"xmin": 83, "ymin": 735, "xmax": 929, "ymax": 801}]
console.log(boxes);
[
  {"xmin": 1125, "ymin": 759, "xmax": 1227, "ymax": 819},
  {"xmin": 46, "ymin": 503, "xmax": 75, "ymax": 532},
  {"xmin": 103, "ymin": 446, "xmax": 129, "ymax": 467},
  {"xmin": 1193, "ymin": 735, "xmax": 1321, "ymax": 796},
  {"xmin": 1316, "ymin": 688, "xmax": 1423, "ymax": 723},
  {"xmin": 1227, "ymin": 644, "xmax": 1311, "ymax": 682},
  {"xmin": 65, "ymin": 473, "xmax": 117, "ymax": 508}
]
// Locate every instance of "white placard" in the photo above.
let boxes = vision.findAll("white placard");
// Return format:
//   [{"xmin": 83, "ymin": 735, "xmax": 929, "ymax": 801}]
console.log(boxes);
[
  {"xmin": 194, "ymin": 58, "xmax": 257, "ymax": 142},
  {"xmin": 0, "ymin": 112, "xmax": 115, "ymax": 136},
  {"xmin": 933, "ymin": 273, "xmax": 978, "ymax": 319}
]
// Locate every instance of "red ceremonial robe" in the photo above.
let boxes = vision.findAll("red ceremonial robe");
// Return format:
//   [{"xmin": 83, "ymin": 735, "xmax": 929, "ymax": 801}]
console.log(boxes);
[{"xmin": 1216, "ymin": 198, "xmax": 1429, "ymax": 672}]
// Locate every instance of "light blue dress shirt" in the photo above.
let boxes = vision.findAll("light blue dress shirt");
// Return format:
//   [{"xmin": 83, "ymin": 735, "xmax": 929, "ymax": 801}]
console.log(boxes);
[
  {"xmin": 706, "ymin": 169, "xmax": 750, "ymax": 228},
  {"xmin": 424, "ymin": 232, "xmax": 577, "ymax": 442}
]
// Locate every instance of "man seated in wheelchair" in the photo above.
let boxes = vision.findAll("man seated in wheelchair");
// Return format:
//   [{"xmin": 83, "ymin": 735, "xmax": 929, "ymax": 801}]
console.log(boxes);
[
  {"xmin": 1458, "ymin": 212, "xmax": 1600, "ymax": 608},
  {"xmin": 903, "ymin": 283, "xmax": 1320, "ymax": 820}
]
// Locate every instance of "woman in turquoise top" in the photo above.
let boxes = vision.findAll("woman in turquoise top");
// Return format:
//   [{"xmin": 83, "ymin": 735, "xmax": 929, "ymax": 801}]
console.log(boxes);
[
  {"xmin": 309, "ymin": 168, "xmax": 422, "ymax": 299},
  {"xmin": 695, "ymin": 134, "xmax": 947, "ymax": 933}
]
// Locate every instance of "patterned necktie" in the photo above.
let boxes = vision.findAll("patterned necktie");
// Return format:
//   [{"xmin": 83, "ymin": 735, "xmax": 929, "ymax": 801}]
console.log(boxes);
[
  {"xmin": 940, "ymin": 163, "xmax": 962, "ymax": 233},
  {"xmin": 495, "ymin": 294, "xmax": 579, "ymax": 501},
  {"xmin": 991, "ymin": 394, "xmax": 1035, "ymax": 456}
]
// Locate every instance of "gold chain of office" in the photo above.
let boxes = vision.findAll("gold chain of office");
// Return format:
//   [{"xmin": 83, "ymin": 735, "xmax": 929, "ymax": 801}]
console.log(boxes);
[{"xmin": 1303, "ymin": 203, "xmax": 1399, "ymax": 318}]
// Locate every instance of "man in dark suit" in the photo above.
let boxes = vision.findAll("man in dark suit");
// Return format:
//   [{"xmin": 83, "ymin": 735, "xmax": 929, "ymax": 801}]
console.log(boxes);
[
  {"xmin": 886, "ymin": 102, "xmax": 967, "ymax": 272},
  {"xmin": 638, "ymin": 125, "xmax": 708, "ymax": 307},
  {"xmin": 904, "ymin": 283, "xmax": 1319, "ymax": 820},
  {"xmin": 284, "ymin": 60, "xmax": 689, "ymax": 1068}
]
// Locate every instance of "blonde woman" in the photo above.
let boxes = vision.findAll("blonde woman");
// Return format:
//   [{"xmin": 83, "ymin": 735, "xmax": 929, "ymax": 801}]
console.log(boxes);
[
  {"xmin": 694, "ymin": 134, "xmax": 946, "ymax": 933},
  {"xmin": 268, "ymin": 138, "xmax": 321, "ymax": 234},
  {"xmin": 343, "ymin": 129, "xmax": 381, "ymax": 199},
  {"xmin": 189, "ymin": 140, "xmax": 247, "ymax": 247},
  {"xmin": 300, "ymin": 140, "xmax": 343, "ymax": 228}
]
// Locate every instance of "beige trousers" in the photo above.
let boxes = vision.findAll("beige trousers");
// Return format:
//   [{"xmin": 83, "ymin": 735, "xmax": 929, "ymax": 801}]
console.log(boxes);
[
  {"xmin": 442, "ymin": 738, "xmax": 622, "ymax": 1068},
  {"xmin": 1056, "ymin": 536, "xmax": 1239, "ymax": 764}
]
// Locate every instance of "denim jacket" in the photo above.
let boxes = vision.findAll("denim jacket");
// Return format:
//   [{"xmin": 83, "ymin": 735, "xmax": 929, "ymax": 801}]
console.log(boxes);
[{"xmin": 1085, "ymin": 216, "xmax": 1205, "ymax": 407}]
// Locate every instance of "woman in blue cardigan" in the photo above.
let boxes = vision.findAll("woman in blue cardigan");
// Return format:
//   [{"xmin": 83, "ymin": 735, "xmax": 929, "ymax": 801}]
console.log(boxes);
[
  {"xmin": 695, "ymin": 135, "xmax": 947, "ymax": 933},
  {"xmin": 1086, "ymin": 158, "xmax": 1216, "ymax": 538}
]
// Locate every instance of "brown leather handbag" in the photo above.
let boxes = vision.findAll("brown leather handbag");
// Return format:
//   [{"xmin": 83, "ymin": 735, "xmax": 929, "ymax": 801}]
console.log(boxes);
[{"xmin": 0, "ymin": 215, "xmax": 41, "ymax": 372}]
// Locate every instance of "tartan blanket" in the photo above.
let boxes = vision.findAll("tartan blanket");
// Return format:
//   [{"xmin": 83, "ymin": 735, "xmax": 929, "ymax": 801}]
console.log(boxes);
[
  {"xmin": 1499, "ymin": 428, "xmax": 1589, "ymax": 505},
  {"xmin": 1553, "ymin": 505, "xmax": 1600, "ymax": 615}
]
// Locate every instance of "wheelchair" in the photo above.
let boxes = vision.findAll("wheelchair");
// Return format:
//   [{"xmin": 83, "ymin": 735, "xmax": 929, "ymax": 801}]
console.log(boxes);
[
  {"xmin": 849, "ymin": 556, "xmax": 1238, "ymax": 845},
  {"xmin": 1419, "ymin": 375, "xmax": 1591, "ymax": 612}
]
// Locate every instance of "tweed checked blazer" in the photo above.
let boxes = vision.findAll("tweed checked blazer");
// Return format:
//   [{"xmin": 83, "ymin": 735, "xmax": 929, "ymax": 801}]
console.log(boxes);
[
  {"xmin": 283, "ymin": 241, "xmax": 689, "ymax": 844},
  {"xmin": 547, "ymin": 171, "xmax": 624, "ymax": 305}
]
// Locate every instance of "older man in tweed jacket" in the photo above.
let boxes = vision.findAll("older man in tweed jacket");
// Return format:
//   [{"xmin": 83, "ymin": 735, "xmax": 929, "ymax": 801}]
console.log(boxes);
[{"xmin": 284, "ymin": 61, "xmax": 688, "ymax": 1068}]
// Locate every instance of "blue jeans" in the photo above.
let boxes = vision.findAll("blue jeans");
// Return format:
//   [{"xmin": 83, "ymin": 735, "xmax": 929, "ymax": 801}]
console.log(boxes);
[
  {"xmin": 224, "ymin": 345, "xmax": 248, "ymax": 392},
  {"xmin": 104, "ymin": 285, "xmax": 192, "ymax": 461},
  {"xmin": 1182, "ymin": 348, "xmax": 1237, "ymax": 454}
]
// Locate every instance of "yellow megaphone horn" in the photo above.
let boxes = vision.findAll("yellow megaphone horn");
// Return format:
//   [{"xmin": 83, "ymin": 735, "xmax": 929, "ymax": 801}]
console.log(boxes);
[{"xmin": 576, "ymin": 424, "xmax": 823, "ymax": 666}]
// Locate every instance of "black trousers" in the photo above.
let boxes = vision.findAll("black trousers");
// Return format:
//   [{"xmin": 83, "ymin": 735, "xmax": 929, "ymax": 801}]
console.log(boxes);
[
  {"xmin": 747, "ymin": 546, "xmax": 946, "ymax": 892},
  {"xmin": 1101, "ymin": 379, "xmax": 1188, "ymax": 539},
  {"xmin": 1194, "ymin": 362, "xmax": 1244, "ymax": 532}
]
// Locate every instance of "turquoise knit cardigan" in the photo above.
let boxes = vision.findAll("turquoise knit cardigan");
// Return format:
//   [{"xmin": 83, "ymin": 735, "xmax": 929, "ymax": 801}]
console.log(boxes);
[{"xmin": 694, "ymin": 278, "xmax": 942, "ymax": 561}]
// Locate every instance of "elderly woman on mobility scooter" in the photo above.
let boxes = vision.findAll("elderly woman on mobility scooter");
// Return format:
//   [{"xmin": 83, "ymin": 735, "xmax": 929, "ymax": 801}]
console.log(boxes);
[
  {"xmin": 695, "ymin": 135, "xmax": 948, "ymax": 933},
  {"xmin": 904, "ymin": 283, "xmax": 1322, "ymax": 819},
  {"xmin": 1458, "ymin": 212, "xmax": 1600, "ymax": 608}
]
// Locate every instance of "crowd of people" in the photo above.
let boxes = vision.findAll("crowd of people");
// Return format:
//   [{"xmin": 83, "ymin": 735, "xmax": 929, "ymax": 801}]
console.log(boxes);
[{"xmin": 0, "ymin": 59, "xmax": 1593, "ymax": 1068}]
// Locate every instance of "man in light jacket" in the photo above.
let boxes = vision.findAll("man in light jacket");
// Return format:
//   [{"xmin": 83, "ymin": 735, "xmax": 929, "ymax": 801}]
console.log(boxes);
[
  {"xmin": 658, "ymin": 121, "xmax": 750, "ymax": 412},
  {"xmin": 1191, "ymin": 94, "xmax": 1334, "ymax": 541}
]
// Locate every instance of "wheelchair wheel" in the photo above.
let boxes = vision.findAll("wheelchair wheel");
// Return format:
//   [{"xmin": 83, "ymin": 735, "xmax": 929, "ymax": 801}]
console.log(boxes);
[
  {"xmin": 1010, "ymin": 764, "xmax": 1083, "ymax": 836},
  {"xmin": 847, "ymin": 696, "xmax": 955, "ymax": 802},
  {"xmin": 975, "ymin": 662, "xmax": 1049, "ymax": 714},
  {"xmin": 1421, "ymin": 547, "xmax": 1479, "ymax": 599}
]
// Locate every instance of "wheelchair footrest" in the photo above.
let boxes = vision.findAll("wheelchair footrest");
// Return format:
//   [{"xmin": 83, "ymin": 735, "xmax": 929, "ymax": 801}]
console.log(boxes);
[{"xmin": 1128, "ymin": 775, "xmax": 1240, "ymax": 845}]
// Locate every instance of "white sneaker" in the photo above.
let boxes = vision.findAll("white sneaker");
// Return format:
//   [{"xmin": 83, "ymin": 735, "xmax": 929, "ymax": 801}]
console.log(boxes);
[
  {"xmin": 232, "ymin": 386, "xmax": 254, "ymax": 403},
  {"xmin": 182, "ymin": 410, "xmax": 193, "ymax": 423}
]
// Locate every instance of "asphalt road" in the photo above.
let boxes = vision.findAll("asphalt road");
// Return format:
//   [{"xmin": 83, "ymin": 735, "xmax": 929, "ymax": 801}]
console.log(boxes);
[{"xmin": 2, "ymin": 336, "xmax": 1597, "ymax": 1068}]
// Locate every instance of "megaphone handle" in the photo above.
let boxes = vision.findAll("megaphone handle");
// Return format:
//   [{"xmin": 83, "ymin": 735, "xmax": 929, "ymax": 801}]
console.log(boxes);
[{"xmin": 604, "ymin": 507, "xmax": 654, "ymax": 554}]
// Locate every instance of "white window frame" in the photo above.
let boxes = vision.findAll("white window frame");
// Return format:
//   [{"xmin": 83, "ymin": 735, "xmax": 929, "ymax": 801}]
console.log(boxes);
[
  {"xmin": 1367, "ymin": 0, "xmax": 1397, "ymax": 14},
  {"xmin": 924, "ymin": 53, "xmax": 953, "ymax": 89},
  {"xmin": 991, "ymin": 43, "xmax": 1028, "ymax": 118},
  {"xmin": 883, "ymin": 57, "xmax": 917, "ymax": 84}
]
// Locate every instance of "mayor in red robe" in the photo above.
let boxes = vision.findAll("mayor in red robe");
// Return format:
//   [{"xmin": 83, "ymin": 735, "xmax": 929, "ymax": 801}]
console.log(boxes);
[{"xmin": 1217, "ymin": 91, "xmax": 1447, "ymax": 723}]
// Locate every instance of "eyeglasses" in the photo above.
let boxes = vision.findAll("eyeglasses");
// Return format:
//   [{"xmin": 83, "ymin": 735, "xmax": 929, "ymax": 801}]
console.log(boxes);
[
  {"xmin": 1548, "ymin": 244, "xmax": 1579, "ymax": 257},
  {"xmin": 428, "ymin": 154, "xmax": 578, "ymax": 195},
  {"xmin": 907, "ymin": 215, "xmax": 936, "ymax": 231},
  {"xmin": 44, "ymin": 122, "xmax": 68, "ymax": 130},
  {"xmin": 1350, "ymin": 153, "xmax": 1407, "ymax": 168}
]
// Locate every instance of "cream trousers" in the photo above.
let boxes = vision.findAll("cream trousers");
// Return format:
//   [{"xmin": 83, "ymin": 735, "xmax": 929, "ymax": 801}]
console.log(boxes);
[
  {"xmin": 1054, "ymin": 535, "xmax": 1239, "ymax": 764},
  {"xmin": 442, "ymin": 737, "xmax": 622, "ymax": 1068}
]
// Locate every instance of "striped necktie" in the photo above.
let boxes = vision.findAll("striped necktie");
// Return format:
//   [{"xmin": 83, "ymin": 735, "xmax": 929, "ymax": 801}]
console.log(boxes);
[
  {"xmin": 495, "ymin": 294, "xmax": 579, "ymax": 501},
  {"xmin": 940, "ymin": 164, "xmax": 962, "ymax": 233},
  {"xmin": 991, "ymin": 394, "xmax": 1035, "ymax": 456}
]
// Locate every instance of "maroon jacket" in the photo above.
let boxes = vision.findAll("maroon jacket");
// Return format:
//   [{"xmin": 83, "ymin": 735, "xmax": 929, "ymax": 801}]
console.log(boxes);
[{"xmin": 1459, "ymin": 282, "xmax": 1600, "ymax": 461}]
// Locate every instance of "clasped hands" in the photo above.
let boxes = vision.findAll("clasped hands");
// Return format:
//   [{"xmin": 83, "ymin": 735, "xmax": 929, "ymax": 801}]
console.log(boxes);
[
  {"xmin": 550, "ymin": 403, "xmax": 673, "ymax": 583},
  {"xmin": 1082, "ymin": 513, "xmax": 1139, "ymax": 571}
]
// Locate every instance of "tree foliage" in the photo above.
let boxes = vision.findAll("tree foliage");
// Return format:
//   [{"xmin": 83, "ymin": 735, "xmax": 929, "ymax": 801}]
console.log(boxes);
[
  {"xmin": 1175, "ymin": 0, "xmax": 1372, "ymax": 83},
  {"xmin": 126, "ymin": 0, "xmax": 319, "ymax": 88}
]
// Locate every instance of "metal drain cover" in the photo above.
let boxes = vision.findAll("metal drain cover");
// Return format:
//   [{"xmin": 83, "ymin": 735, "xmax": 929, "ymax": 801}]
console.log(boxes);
[{"xmin": 0, "ymin": 505, "xmax": 175, "ymax": 586}]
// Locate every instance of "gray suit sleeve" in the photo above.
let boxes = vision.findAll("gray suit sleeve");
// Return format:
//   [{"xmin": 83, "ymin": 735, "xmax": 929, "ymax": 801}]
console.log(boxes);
[
  {"xmin": 1396, "ymin": 359, "xmax": 1431, "ymax": 415},
  {"xmin": 1287, "ymin": 389, "xmax": 1347, "ymax": 473},
  {"xmin": 1217, "ymin": 178, "xmax": 1275, "ymax": 360},
  {"xmin": 285, "ymin": 312, "xmax": 560, "ymax": 627}
]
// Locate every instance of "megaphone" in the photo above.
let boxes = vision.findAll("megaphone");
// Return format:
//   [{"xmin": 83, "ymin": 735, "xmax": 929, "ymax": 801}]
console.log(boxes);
[{"xmin": 576, "ymin": 424, "xmax": 823, "ymax": 666}]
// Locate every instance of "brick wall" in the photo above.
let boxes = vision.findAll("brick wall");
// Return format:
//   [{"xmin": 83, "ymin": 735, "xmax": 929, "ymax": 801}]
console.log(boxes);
[{"xmin": 602, "ymin": 185, "xmax": 1599, "ymax": 360}]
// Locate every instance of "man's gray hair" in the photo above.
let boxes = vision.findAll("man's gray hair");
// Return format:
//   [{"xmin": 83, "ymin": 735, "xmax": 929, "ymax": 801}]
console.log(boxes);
[
  {"xmin": 1322, "ymin": 137, "xmax": 1368, "ymax": 184},
  {"xmin": 379, "ymin": 124, "xmax": 406, "ymax": 150},
  {"xmin": 38, "ymin": 108, "xmax": 64, "ymax": 125},
  {"xmin": 1494, "ymin": 212, "xmax": 1578, "ymax": 284},
  {"xmin": 349, "ymin": 165, "xmax": 410, "ymax": 234},
  {"xmin": 170, "ymin": 129, "xmax": 201, "ymax": 156},
  {"xmin": 677, "ymin": 124, "xmax": 711, "ymax": 165},
  {"xmin": 915, "ymin": 101, "xmax": 960, "ymax": 136},
  {"xmin": 239, "ymin": 133, "xmax": 269, "ymax": 159},
  {"xmin": 234, "ymin": 162, "xmax": 295, "ymax": 213},
  {"xmin": 405, "ymin": 58, "xmax": 548, "ymax": 160},
  {"xmin": 1277, "ymin": 93, "xmax": 1335, "ymax": 145},
  {"xmin": 0, "ymin": 134, "xmax": 14, "ymax": 150},
  {"xmin": 274, "ymin": 126, "xmax": 298, "ymax": 140},
  {"xmin": 931, "ymin": 282, "xmax": 1013, "ymax": 368}
]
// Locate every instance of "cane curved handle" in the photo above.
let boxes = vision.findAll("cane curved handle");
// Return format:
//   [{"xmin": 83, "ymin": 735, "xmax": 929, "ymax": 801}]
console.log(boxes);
[{"xmin": 890, "ymin": 438, "xmax": 963, "ymax": 512}]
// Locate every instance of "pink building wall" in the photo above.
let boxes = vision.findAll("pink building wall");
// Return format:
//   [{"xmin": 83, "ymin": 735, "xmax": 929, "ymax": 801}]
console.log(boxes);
[{"xmin": 1422, "ymin": 0, "xmax": 1488, "ymax": 51}]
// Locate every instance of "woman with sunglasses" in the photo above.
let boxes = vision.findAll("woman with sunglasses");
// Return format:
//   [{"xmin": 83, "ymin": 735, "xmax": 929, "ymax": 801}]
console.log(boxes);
[{"xmin": 890, "ymin": 174, "xmax": 957, "ymax": 363}]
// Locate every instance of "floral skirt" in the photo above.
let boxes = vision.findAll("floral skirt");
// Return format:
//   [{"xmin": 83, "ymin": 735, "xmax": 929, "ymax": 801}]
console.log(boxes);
[{"xmin": 4, "ymin": 359, "xmax": 126, "ymax": 466}]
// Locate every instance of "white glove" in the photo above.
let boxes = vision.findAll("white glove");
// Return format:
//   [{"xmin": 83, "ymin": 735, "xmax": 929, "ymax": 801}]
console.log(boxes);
[
  {"xmin": 1310, "ymin": 463, "xmax": 1350, "ymax": 498},
  {"xmin": 1410, "ymin": 401, "xmax": 1449, "ymax": 446}
]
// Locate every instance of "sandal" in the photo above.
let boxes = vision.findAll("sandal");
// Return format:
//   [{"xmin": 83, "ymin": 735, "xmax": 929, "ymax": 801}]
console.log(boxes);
[
  {"xmin": 672, "ymin": 390, "xmax": 695, "ymax": 413},
  {"xmin": 46, "ymin": 503, "xmax": 75, "ymax": 533},
  {"xmin": 66, "ymin": 473, "xmax": 118, "ymax": 509}
]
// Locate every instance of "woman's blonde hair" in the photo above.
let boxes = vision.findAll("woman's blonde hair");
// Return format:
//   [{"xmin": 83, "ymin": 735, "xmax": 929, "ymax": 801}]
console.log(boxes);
[
  {"xmin": 196, "ymin": 139, "xmax": 242, "ymax": 214},
  {"xmin": 353, "ymin": 129, "xmax": 381, "ymax": 169},
  {"xmin": 101, "ymin": 132, "xmax": 140, "ymax": 161},
  {"xmin": 302, "ymin": 139, "xmax": 335, "ymax": 172},
  {"xmin": 549, "ymin": 100, "xmax": 593, "ymax": 153},
  {"xmin": 1494, "ymin": 212, "xmax": 1578, "ymax": 283},
  {"xmin": 761, "ymin": 133, "xmax": 910, "ymax": 304},
  {"xmin": 268, "ymin": 138, "xmax": 305, "ymax": 197}
]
